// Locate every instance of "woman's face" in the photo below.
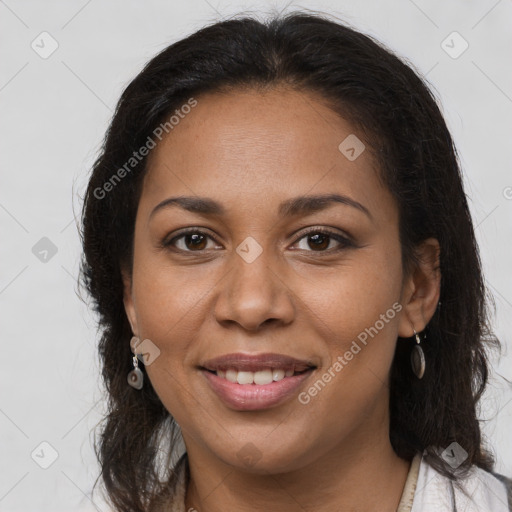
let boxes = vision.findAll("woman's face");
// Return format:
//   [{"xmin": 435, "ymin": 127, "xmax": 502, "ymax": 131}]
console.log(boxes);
[{"xmin": 123, "ymin": 87, "xmax": 430, "ymax": 473}]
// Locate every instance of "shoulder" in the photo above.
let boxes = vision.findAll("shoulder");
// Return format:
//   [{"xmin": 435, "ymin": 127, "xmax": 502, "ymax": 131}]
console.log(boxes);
[
  {"xmin": 492, "ymin": 470, "xmax": 512, "ymax": 509},
  {"xmin": 412, "ymin": 452, "xmax": 512, "ymax": 512},
  {"xmin": 149, "ymin": 453, "xmax": 189, "ymax": 512}
]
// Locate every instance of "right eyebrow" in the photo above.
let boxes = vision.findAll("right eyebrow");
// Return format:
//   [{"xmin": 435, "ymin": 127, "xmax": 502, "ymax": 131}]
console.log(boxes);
[{"xmin": 149, "ymin": 196, "xmax": 224, "ymax": 221}]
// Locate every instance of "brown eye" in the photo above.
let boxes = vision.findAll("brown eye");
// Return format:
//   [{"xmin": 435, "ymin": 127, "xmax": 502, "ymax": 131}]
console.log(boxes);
[
  {"xmin": 164, "ymin": 229, "xmax": 221, "ymax": 252},
  {"xmin": 293, "ymin": 229, "xmax": 353, "ymax": 252},
  {"xmin": 183, "ymin": 232, "xmax": 207, "ymax": 250},
  {"xmin": 306, "ymin": 233, "xmax": 330, "ymax": 251}
]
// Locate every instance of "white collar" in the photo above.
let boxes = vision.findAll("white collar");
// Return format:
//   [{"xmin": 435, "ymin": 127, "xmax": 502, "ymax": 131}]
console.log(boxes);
[{"xmin": 411, "ymin": 451, "xmax": 510, "ymax": 512}]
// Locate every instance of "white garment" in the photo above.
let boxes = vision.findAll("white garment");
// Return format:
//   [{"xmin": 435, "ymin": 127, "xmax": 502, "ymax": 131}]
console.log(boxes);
[{"xmin": 410, "ymin": 452, "xmax": 510, "ymax": 512}]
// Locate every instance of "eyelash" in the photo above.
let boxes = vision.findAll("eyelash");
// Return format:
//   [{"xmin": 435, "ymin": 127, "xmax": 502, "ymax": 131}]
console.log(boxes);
[{"xmin": 161, "ymin": 227, "xmax": 354, "ymax": 254}]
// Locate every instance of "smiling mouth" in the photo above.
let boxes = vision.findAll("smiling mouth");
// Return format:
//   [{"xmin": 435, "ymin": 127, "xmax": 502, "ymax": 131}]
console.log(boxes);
[{"xmin": 202, "ymin": 367, "xmax": 314, "ymax": 385}]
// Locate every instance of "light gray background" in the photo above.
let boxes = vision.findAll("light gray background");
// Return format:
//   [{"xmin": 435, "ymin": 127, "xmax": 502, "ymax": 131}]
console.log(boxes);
[{"xmin": 1, "ymin": 1, "xmax": 511, "ymax": 510}]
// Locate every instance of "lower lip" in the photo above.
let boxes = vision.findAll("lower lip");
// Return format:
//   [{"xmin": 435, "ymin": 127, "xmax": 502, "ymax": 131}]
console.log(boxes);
[{"xmin": 201, "ymin": 369, "xmax": 315, "ymax": 411}]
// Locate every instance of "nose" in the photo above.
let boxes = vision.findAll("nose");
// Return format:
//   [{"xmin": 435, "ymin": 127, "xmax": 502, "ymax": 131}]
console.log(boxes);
[{"xmin": 213, "ymin": 244, "xmax": 295, "ymax": 331}]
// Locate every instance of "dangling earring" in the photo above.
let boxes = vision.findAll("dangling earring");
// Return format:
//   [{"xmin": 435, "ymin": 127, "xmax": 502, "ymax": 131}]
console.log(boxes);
[
  {"xmin": 411, "ymin": 328, "xmax": 426, "ymax": 379},
  {"xmin": 127, "ymin": 336, "xmax": 144, "ymax": 389}
]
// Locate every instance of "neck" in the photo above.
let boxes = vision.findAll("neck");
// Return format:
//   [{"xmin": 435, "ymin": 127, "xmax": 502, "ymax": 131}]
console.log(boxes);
[{"xmin": 183, "ymin": 425, "xmax": 411, "ymax": 512}]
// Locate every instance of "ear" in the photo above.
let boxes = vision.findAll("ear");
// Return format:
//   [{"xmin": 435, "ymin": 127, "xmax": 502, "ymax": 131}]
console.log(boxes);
[
  {"xmin": 121, "ymin": 264, "xmax": 139, "ymax": 336},
  {"xmin": 397, "ymin": 237, "xmax": 441, "ymax": 337}
]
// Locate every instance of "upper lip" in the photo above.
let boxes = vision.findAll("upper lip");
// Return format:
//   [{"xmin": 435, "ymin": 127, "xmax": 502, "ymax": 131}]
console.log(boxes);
[{"xmin": 200, "ymin": 352, "xmax": 318, "ymax": 373}]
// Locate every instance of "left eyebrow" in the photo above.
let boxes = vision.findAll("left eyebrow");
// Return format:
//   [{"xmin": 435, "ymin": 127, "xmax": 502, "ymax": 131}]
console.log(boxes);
[
  {"xmin": 278, "ymin": 193, "xmax": 373, "ymax": 221},
  {"xmin": 149, "ymin": 193, "xmax": 373, "ymax": 222}
]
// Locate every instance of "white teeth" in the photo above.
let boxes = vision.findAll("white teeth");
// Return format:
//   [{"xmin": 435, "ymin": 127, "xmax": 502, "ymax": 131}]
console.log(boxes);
[
  {"xmin": 272, "ymin": 369, "xmax": 285, "ymax": 381},
  {"xmin": 214, "ymin": 367, "xmax": 306, "ymax": 385},
  {"xmin": 237, "ymin": 371, "xmax": 254, "ymax": 385},
  {"xmin": 225, "ymin": 369, "xmax": 237, "ymax": 383},
  {"xmin": 254, "ymin": 369, "xmax": 273, "ymax": 385}
]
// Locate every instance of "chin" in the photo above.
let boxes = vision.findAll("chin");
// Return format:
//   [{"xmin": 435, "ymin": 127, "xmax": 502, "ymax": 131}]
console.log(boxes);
[{"xmin": 211, "ymin": 439, "xmax": 312, "ymax": 475}]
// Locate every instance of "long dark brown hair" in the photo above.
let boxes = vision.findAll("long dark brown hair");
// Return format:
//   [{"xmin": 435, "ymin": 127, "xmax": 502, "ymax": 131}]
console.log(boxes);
[{"xmin": 78, "ymin": 10, "xmax": 500, "ymax": 512}]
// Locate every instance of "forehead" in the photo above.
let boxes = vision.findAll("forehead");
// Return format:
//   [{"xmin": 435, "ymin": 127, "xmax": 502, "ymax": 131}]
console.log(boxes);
[{"xmin": 140, "ymin": 87, "xmax": 391, "ymax": 220}]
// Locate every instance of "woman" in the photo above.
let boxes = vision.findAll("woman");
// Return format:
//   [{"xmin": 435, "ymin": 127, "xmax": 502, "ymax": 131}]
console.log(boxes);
[{"xmin": 79, "ymin": 11, "xmax": 512, "ymax": 512}]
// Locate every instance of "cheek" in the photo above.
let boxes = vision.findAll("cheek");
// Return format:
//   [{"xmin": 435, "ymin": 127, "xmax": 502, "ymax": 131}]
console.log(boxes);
[
  {"xmin": 296, "ymin": 243, "xmax": 402, "ymax": 339},
  {"xmin": 130, "ymin": 256, "xmax": 223, "ymax": 415},
  {"xmin": 293, "ymin": 247, "xmax": 403, "ymax": 395},
  {"xmin": 130, "ymin": 264, "xmax": 207, "ymax": 425},
  {"xmin": 132, "ymin": 256, "xmax": 215, "ymax": 342},
  {"xmin": 290, "ymin": 266, "xmax": 402, "ymax": 442}
]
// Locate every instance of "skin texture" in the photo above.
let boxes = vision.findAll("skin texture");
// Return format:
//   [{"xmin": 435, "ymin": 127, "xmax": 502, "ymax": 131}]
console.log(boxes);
[{"xmin": 122, "ymin": 87, "xmax": 441, "ymax": 512}]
